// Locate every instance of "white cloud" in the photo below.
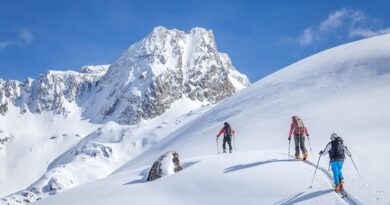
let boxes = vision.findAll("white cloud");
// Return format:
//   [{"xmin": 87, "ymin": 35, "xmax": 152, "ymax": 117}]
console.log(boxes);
[
  {"xmin": 319, "ymin": 9, "xmax": 349, "ymax": 31},
  {"xmin": 19, "ymin": 29, "xmax": 34, "ymax": 44},
  {"xmin": 296, "ymin": 8, "xmax": 390, "ymax": 47},
  {"xmin": 349, "ymin": 27, "xmax": 390, "ymax": 38},
  {"xmin": 299, "ymin": 28, "xmax": 315, "ymax": 46},
  {"xmin": 0, "ymin": 41, "xmax": 13, "ymax": 49},
  {"xmin": 0, "ymin": 29, "xmax": 34, "ymax": 50}
]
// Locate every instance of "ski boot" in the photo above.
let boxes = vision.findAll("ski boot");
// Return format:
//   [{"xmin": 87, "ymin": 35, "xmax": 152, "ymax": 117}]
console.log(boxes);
[
  {"xmin": 295, "ymin": 155, "xmax": 301, "ymax": 160},
  {"xmin": 229, "ymin": 149, "xmax": 233, "ymax": 153},
  {"xmin": 303, "ymin": 152, "xmax": 308, "ymax": 161},
  {"xmin": 334, "ymin": 185, "xmax": 341, "ymax": 193},
  {"xmin": 223, "ymin": 149, "xmax": 226, "ymax": 154},
  {"xmin": 339, "ymin": 179, "xmax": 344, "ymax": 189}
]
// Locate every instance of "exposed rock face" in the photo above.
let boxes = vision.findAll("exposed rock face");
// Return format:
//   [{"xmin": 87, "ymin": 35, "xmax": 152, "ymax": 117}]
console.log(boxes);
[
  {"xmin": 0, "ymin": 129, "xmax": 12, "ymax": 152},
  {"xmin": 0, "ymin": 65, "xmax": 109, "ymax": 116},
  {"xmin": 147, "ymin": 151, "xmax": 183, "ymax": 182}
]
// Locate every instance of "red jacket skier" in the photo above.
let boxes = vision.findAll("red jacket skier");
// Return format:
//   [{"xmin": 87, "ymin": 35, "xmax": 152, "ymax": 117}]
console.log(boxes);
[
  {"xmin": 288, "ymin": 116, "xmax": 310, "ymax": 160},
  {"xmin": 217, "ymin": 122, "xmax": 236, "ymax": 153}
]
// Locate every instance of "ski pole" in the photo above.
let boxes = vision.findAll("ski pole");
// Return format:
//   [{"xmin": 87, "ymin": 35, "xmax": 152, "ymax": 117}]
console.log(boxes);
[
  {"xmin": 307, "ymin": 135, "xmax": 313, "ymax": 153},
  {"xmin": 309, "ymin": 155, "xmax": 322, "ymax": 188},
  {"xmin": 349, "ymin": 155, "xmax": 360, "ymax": 175},
  {"xmin": 216, "ymin": 137, "xmax": 220, "ymax": 154},
  {"xmin": 328, "ymin": 161, "xmax": 330, "ymax": 172},
  {"xmin": 348, "ymin": 154, "xmax": 360, "ymax": 175},
  {"xmin": 233, "ymin": 134, "xmax": 237, "ymax": 151},
  {"xmin": 288, "ymin": 139, "xmax": 291, "ymax": 159},
  {"xmin": 346, "ymin": 147, "xmax": 360, "ymax": 175}
]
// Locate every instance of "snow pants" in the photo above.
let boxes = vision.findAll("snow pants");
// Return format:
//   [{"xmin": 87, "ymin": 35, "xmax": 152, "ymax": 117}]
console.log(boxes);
[
  {"xmin": 331, "ymin": 161, "xmax": 344, "ymax": 185},
  {"xmin": 294, "ymin": 134, "xmax": 307, "ymax": 157},
  {"xmin": 223, "ymin": 135, "xmax": 232, "ymax": 151}
]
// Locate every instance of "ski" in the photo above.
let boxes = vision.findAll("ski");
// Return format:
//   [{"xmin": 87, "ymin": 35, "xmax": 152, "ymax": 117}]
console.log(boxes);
[{"xmin": 339, "ymin": 187, "xmax": 348, "ymax": 198}]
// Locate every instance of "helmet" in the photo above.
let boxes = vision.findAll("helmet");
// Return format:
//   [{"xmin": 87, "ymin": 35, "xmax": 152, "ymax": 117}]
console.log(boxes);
[
  {"xmin": 224, "ymin": 122, "xmax": 229, "ymax": 127},
  {"xmin": 330, "ymin": 133, "xmax": 338, "ymax": 141}
]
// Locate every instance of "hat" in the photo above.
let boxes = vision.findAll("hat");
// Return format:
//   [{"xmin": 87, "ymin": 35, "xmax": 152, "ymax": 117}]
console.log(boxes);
[{"xmin": 330, "ymin": 133, "xmax": 338, "ymax": 141}]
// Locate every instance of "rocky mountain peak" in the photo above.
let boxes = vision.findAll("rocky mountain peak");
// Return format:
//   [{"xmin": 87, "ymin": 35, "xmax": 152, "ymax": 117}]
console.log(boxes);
[{"xmin": 85, "ymin": 26, "xmax": 250, "ymax": 124}]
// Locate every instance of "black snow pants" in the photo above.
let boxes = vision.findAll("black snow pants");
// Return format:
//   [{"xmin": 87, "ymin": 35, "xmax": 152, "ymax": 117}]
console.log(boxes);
[{"xmin": 223, "ymin": 135, "xmax": 232, "ymax": 151}]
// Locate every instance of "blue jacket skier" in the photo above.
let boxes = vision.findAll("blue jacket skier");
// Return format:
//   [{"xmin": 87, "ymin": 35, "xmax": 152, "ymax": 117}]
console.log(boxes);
[{"xmin": 319, "ymin": 133, "xmax": 352, "ymax": 193}]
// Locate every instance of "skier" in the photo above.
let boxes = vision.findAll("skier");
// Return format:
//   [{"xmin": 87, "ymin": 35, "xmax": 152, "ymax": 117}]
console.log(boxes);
[
  {"xmin": 319, "ymin": 133, "xmax": 352, "ymax": 193},
  {"xmin": 216, "ymin": 122, "xmax": 236, "ymax": 153},
  {"xmin": 288, "ymin": 116, "xmax": 310, "ymax": 160}
]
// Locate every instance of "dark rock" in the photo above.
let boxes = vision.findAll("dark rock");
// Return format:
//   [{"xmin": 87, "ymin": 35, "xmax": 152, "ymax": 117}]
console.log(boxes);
[{"xmin": 147, "ymin": 151, "xmax": 182, "ymax": 182}]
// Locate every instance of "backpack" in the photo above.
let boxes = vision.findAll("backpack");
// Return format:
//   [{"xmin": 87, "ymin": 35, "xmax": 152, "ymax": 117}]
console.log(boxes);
[
  {"xmin": 224, "ymin": 125, "xmax": 232, "ymax": 137},
  {"xmin": 329, "ymin": 137, "xmax": 345, "ymax": 161},
  {"xmin": 293, "ymin": 117, "xmax": 305, "ymax": 134},
  {"xmin": 294, "ymin": 117, "xmax": 304, "ymax": 128}
]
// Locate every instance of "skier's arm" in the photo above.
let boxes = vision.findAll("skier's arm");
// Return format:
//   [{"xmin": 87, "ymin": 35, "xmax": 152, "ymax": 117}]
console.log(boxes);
[
  {"xmin": 344, "ymin": 146, "xmax": 352, "ymax": 157},
  {"xmin": 288, "ymin": 124, "xmax": 294, "ymax": 138},
  {"xmin": 304, "ymin": 127, "xmax": 309, "ymax": 136},
  {"xmin": 217, "ymin": 128, "xmax": 224, "ymax": 138},
  {"xmin": 320, "ymin": 143, "xmax": 331, "ymax": 155}
]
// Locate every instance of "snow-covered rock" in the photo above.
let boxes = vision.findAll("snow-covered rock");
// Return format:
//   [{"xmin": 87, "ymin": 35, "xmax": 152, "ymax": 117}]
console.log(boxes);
[{"xmin": 147, "ymin": 151, "xmax": 182, "ymax": 181}]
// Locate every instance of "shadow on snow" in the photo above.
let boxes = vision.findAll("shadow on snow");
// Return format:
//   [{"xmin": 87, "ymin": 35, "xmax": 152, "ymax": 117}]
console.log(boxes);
[
  {"xmin": 275, "ymin": 189, "xmax": 333, "ymax": 205},
  {"xmin": 224, "ymin": 159, "xmax": 295, "ymax": 173}
]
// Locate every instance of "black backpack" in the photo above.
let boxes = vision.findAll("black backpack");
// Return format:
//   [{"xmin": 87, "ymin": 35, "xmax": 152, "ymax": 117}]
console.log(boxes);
[
  {"xmin": 224, "ymin": 125, "xmax": 232, "ymax": 137},
  {"xmin": 330, "ymin": 137, "xmax": 345, "ymax": 161}
]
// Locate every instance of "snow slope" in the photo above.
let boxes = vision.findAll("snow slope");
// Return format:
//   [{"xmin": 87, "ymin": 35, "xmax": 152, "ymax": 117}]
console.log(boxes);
[{"xmin": 34, "ymin": 33, "xmax": 390, "ymax": 205}]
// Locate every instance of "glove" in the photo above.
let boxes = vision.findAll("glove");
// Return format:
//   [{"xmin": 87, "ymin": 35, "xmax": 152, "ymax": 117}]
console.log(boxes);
[
  {"xmin": 319, "ymin": 151, "xmax": 324, "ymax": 155},
  {"xmin": 307, "ymin": 134, "xmax": 310, "ymax": 137},
  {"xmin": 288, "ymin": 137, "xmax": 291, "ymax": 141}
]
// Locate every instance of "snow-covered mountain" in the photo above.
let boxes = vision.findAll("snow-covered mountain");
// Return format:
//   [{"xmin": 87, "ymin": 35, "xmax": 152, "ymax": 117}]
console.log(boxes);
[
  {"xmin": 0, "ymin": 65, "xmax": 109, "ymax": 116},
  {"xmin": 82, "ymin": 26, "xmax": 249, "ymax": 124},
  {"xmin": 21, "ymin": 33, "xmax": 390, "ymax": 205},
  {"xmin": 0, "ymin": 27, "xmax": 249, "ymax": 204}
]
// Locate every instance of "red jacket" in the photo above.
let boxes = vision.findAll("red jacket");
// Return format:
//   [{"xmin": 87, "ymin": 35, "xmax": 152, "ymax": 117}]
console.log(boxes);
[
  {"xmin": 289, "ymin": 123, "xmax": 309, "ymax": 138},
  {"xmin": 217, "ymin": 127, "xmax": 236, "ymax": 138}
]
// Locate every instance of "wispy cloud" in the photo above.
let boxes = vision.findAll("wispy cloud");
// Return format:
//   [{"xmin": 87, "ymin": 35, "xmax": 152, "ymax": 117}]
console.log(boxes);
[
  {"xmin": 296, "ymin": 8, "xmax": 390, "ymax": 47},
  {"xmin": 0, "ymin": 41, "xmax": 13, "ymax": 49},
  {"xmin": 299, "ymin": 28, "xmax": 315, "ymax": 46},
  {"xmin": 19, "ymin": 29, "xmax": 34, "ymax": 44},
  {"xmin": 0, "ymin": 29, "xmax": 34, "ymax": 50}
]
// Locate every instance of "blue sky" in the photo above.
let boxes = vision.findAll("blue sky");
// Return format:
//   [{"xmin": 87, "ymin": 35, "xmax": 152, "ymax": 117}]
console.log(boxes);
[{"xmin": 1, "ymin": 0, "xmax": 390, "ymax": 82}]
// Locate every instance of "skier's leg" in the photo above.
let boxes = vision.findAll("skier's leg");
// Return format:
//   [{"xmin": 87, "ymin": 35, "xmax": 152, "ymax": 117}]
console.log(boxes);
[
  {"xmin": 293, "ymin": 135, "xmax": 300, "ymax": 158},
  {"xmin": 331, "ymin": 162, "xmax": 340, "ymax": 185},
  {"xmin": 227, "ymin": 136, "xmax": 232, "ymax": 152},
  {"xmin": 300, "ymin": 135, "xmax": 308, "ymax": 159},
  {"xmin": 300, "ymin": 135, "xmax": 307, "ymax": 153},
  {"xmin": 222, "ymin": 136, "xmax": 227, "ymax": 152},
  {"xmin": 339, "ymin": 162, "xmax": 344, "ymax": 180}
]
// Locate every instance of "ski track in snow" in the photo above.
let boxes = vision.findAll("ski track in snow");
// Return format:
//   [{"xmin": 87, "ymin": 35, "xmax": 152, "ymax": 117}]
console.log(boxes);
[{"xmin": 285, "ymin": 154, "xmax": 364, "ymax": 205}]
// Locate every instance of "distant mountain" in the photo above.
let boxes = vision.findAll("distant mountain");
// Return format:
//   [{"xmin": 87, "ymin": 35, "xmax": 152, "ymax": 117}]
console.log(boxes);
[
  {"xmin": 83, "ymin": 26, "xmax": 249, "ymax": 124},
  {"xmin": 0, "ymin": 65, "xmax": 109, "ymax": 116}
]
